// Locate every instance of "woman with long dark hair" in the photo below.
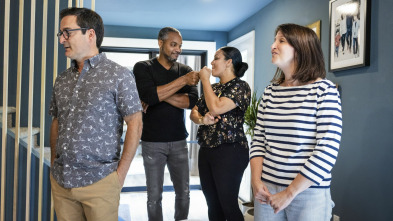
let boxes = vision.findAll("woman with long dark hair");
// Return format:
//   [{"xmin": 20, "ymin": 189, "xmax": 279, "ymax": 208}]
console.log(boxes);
[{"xmin": 190, "ymin": 46, "xmax": 251, "ymax": 221}]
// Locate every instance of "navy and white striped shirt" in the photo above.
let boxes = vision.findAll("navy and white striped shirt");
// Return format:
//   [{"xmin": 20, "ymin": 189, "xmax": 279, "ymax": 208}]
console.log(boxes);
[{"xmin": 250, "ymin": 79, "xmax": 342, "ymax": 188}]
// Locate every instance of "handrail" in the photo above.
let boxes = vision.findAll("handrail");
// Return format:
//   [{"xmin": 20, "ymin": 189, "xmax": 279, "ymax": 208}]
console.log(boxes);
[
  {"xmin": 25, "ymin": 0, "xmax": 36, "ymax": 219},
  {"xmin": 13, "ymin": 0, "xmax": 25, "ymax": 220},
  {"xmin": 1, "ymin": 0, "xmax": 11, "ymax": 220},
  {"xmin": 38, "ymin": 0, "xmax": 48, "ymax": 220}
]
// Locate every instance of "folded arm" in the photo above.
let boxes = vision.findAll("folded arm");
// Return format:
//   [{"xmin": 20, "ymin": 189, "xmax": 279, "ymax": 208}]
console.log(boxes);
[
  {"xmin": 199, "ymin": 67, "xmax": 236, "ymax": 116},
  {"xmin": 133, "ymin": 62, "xmax": 199, "ymax": 109}
]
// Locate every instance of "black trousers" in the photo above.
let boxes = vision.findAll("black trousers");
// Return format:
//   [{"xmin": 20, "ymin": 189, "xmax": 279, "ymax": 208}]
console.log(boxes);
[{"xmin": 198, "ymin": 143, "xmax": 249, "ymax": 221}]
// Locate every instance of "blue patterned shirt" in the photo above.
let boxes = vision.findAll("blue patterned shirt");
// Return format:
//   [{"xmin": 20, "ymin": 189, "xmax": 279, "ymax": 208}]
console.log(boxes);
[{"xmin": 49, "ymin": 53, "xmax": 142, "ymax": 188}]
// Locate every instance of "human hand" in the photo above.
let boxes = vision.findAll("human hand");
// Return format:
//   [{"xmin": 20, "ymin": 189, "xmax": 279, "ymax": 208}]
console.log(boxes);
[
  {"xmin": 184, "ymin": 71, "xmax": 200, "ymax": 86},
  {"xmin": 268, "ymin": 188, "xmax": 296, "ymax": 214},
  {"xmin": 252, "ymin": 179, "xmax": 271, "ymax": 204},
  {"xmin": 199, "ymin": 66, "xmax": 212, "ymax": 81},
  {"xmin": 202, "ymin": 112, "xmax": 220, "ymax": 125},
  {"xmin": 141, "ymin": 101, "xmax": 149, "ymax": 113}
]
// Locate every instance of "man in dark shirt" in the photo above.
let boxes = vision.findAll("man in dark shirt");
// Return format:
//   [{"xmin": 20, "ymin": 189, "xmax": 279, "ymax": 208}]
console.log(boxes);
[
  {"xmin": 49, "ymin": 7, "xmax": 142, "ymax": 220},
  {"xmin": 133, "ymin": 27, "xmax": 199, "ymax": 221},
  {"xmin": 346, "ymin": 14, "xmax": 354, "ymax": 52}
]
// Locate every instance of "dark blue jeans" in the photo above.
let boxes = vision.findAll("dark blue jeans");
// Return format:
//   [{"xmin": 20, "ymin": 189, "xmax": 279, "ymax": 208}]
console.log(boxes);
[
  {"xmin": 346, "ymin": 29, "xmax": 352, "ymax": 49},
  {"xmin": 199, "ymin": 142, "xmax": 249, "ymax": 221},
  {"xmin": 353, "ymin": 37, "xmax": 358, "ymax": 54},
  {"xmin": 142, "ymin": 140, "xmax": 190, "ymax": 221}
]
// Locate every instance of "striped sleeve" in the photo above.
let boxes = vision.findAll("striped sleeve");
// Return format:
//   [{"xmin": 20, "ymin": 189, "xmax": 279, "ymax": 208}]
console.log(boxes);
[
  {"xmin": 250, "ymin": 87, "xmax": 269, "ymax": 159},
  {"xmin": 299, "ymin": 83, "xmax": 342, "ymax": 185}
]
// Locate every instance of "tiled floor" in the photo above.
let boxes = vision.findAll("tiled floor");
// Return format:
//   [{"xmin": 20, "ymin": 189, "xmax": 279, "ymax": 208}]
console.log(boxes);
[
  {"xmin": 120, "ymin": 154, "xmax": 208, "ymax": 220},
  {"xmin": 119, "ymin": 190, "xmax": 209, "ymax": 221},
  {"xmin": 120, "ymin": 153, "xmax": 252, "ymax": 221}
]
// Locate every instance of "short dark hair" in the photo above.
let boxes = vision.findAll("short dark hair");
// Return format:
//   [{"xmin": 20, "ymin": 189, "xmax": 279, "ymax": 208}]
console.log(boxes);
[
  {"xmin": 158, "ymin": 27, "xmax": 181, "ymax": 41},
  {"xmin": 271, "ymin": 23, "xmax": 326, "ymax": 84},
  {"xmin": 60, "ymin": 7, "xmax": 104, "ymax": 48},
  {"xmin": 219, "ymin": 46, "xmax": 248, "ymax": 78}
]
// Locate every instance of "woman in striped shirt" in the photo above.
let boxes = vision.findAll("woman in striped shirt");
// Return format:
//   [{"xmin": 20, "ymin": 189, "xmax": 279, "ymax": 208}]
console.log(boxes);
[{"xmin": 250, "ymin": 23, "xmax": 342, "ymax": 221}]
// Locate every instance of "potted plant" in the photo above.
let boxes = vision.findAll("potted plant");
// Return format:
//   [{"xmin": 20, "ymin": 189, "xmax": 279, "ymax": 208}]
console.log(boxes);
[
  {"xmin": 243, "ymin": 90, "xmax": 263, "ymax": 219},
  {"xmin": 244, "ymin": 90, "xmax": 263, "ymax": 138}
]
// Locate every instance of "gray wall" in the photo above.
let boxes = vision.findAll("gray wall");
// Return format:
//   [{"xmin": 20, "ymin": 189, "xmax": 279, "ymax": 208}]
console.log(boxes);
[{"xmin": 229, "ymin": 0, "xmax": 393, "ymax": 220}]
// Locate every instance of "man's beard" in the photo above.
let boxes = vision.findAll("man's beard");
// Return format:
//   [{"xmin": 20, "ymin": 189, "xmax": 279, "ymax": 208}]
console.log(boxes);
[
  {"xmin": 161, "ymin": 46, "xmax": 179, "ymax": 62},
  {"xmin": 166, "ymin": 54, "xmax": 177, "ymax": 62}
]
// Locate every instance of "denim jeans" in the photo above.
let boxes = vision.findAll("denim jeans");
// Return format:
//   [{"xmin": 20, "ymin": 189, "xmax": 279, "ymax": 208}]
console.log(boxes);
[
  {"xmin": 353, "ymin": 37, "xmax": 358, "ymax": 54},
  {"xmin": 254, "ymin": 181, "xmax": 334, "ymax": 221},
  {"xmin": 142, "ymin": 140, "xmax": 190, "ymax": 221}
]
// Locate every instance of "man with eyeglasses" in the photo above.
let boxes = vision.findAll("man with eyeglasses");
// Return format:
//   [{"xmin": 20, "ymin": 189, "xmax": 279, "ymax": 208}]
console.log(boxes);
[{"xmin": 49, "ymin": 7, "xmax": 142, "ymax": 221}]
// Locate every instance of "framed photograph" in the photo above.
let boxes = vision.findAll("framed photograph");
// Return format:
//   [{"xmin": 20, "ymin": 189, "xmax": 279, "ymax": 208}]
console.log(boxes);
[
  {"xmin": 307, "ymin": 20, "xmax": 321, "ymax": 40},
  {"xmin": 329, "ymin": 0, "xmax": 371, "ymax": 71}
]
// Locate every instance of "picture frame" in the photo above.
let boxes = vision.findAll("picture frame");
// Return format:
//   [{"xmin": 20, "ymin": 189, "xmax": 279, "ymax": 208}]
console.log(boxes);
[
  {"xmin": 329, "ymin": 0, "xmax": 371, "ymax": 71},
  {"xmin": 307, "ymin": 20, "xmax": 321, "ymax": 40}
]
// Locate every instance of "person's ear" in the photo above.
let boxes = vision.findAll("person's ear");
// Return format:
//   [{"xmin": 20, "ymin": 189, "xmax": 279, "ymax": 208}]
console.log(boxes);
[
  {"xmin": 226, "ymin": 59, "xmax": 232, "ymax": 68},
  {"xmin": 158, "ymin": 39, "xmax": 163, "ymax": 48},
  {"xmin": 87, "ymin": 29, "xmax": 96, "ymax": 41}
]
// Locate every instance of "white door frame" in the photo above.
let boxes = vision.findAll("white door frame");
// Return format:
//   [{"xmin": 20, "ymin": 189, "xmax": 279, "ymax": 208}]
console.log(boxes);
[
  {"xmin": 228, "ymin": 30, "xmax": 255, "ymax": 92},
  {"xmin": 228, "ymin": 30, "xmax": 255, "ymax": 203}
]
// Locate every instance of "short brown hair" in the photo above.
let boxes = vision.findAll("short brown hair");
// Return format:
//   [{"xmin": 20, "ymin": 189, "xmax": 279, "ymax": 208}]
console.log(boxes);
[
  {"xmin": 60, "ymin": 7, "xmax": 104, "ymax": 48},
  {"xmin": 271, "ymin": 23, "xmax": 326, "ymax": 84}
]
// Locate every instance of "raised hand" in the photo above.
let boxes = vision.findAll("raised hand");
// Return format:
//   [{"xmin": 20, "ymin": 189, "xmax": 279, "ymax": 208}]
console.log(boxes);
[
  {"xmin": 183, "ymin": 71, "xmax": 200, "ymax": 86},
  {"xmin": 199, "ymin": 66, "xmax": 212, "ymax": 81}
]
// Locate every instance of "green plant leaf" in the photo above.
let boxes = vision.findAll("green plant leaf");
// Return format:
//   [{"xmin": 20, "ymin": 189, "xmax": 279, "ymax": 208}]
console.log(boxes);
[{"xmin": 244, "ymin": 90, "xmax": 263, "ymax": 138}]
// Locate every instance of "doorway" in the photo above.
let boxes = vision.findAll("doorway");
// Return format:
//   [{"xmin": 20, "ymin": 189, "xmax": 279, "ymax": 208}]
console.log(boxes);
[
  {"xmin": 228, "ymin": 30, "xmax": 255, "ymax": 203},
  {"xmin": 100, "ymin": 47, "xmax": 207, "ymax": 191}
]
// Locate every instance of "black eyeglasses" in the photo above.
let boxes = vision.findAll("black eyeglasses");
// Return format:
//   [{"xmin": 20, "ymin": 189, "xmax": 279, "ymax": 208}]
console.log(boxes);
[{"xmin": 56, "ymin": 28, "xmax": 88, "ymax": 40}]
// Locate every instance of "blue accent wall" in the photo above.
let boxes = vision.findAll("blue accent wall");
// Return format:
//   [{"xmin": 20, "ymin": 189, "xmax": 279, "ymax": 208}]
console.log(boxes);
[
  {"xmin": 0, "ymin": 127, "xmax": 52, "ymax": 221},
  {"xmin": 229, "ymin": 0, "xmax": 393, "ymax": 220},
  {"xmin": 0, "ymin": 0, "xmax": 226, "ymax": 147},
  {"xmin": 2, "ymin": 0, "xmax": 393, "ymax": 220},
  {"xmin": 0, "ymin": 0, "xmax": 69, "ymax": 147}
]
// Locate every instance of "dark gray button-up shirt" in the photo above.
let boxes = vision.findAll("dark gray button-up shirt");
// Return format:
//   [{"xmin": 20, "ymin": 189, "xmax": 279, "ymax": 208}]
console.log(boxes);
[{"xmin": 49, "ymin": 53, "xmax": 142, "ymax": 188}]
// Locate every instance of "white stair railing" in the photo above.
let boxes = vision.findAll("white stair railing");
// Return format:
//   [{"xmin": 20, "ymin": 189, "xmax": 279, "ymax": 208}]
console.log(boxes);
[
  {"xmin": 1, "ymin": 0, "xmax": 11, "ymax": 220},
  {"xmin": 13, "ymin": 0, "xmax": 25, "ymax": 220}
]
